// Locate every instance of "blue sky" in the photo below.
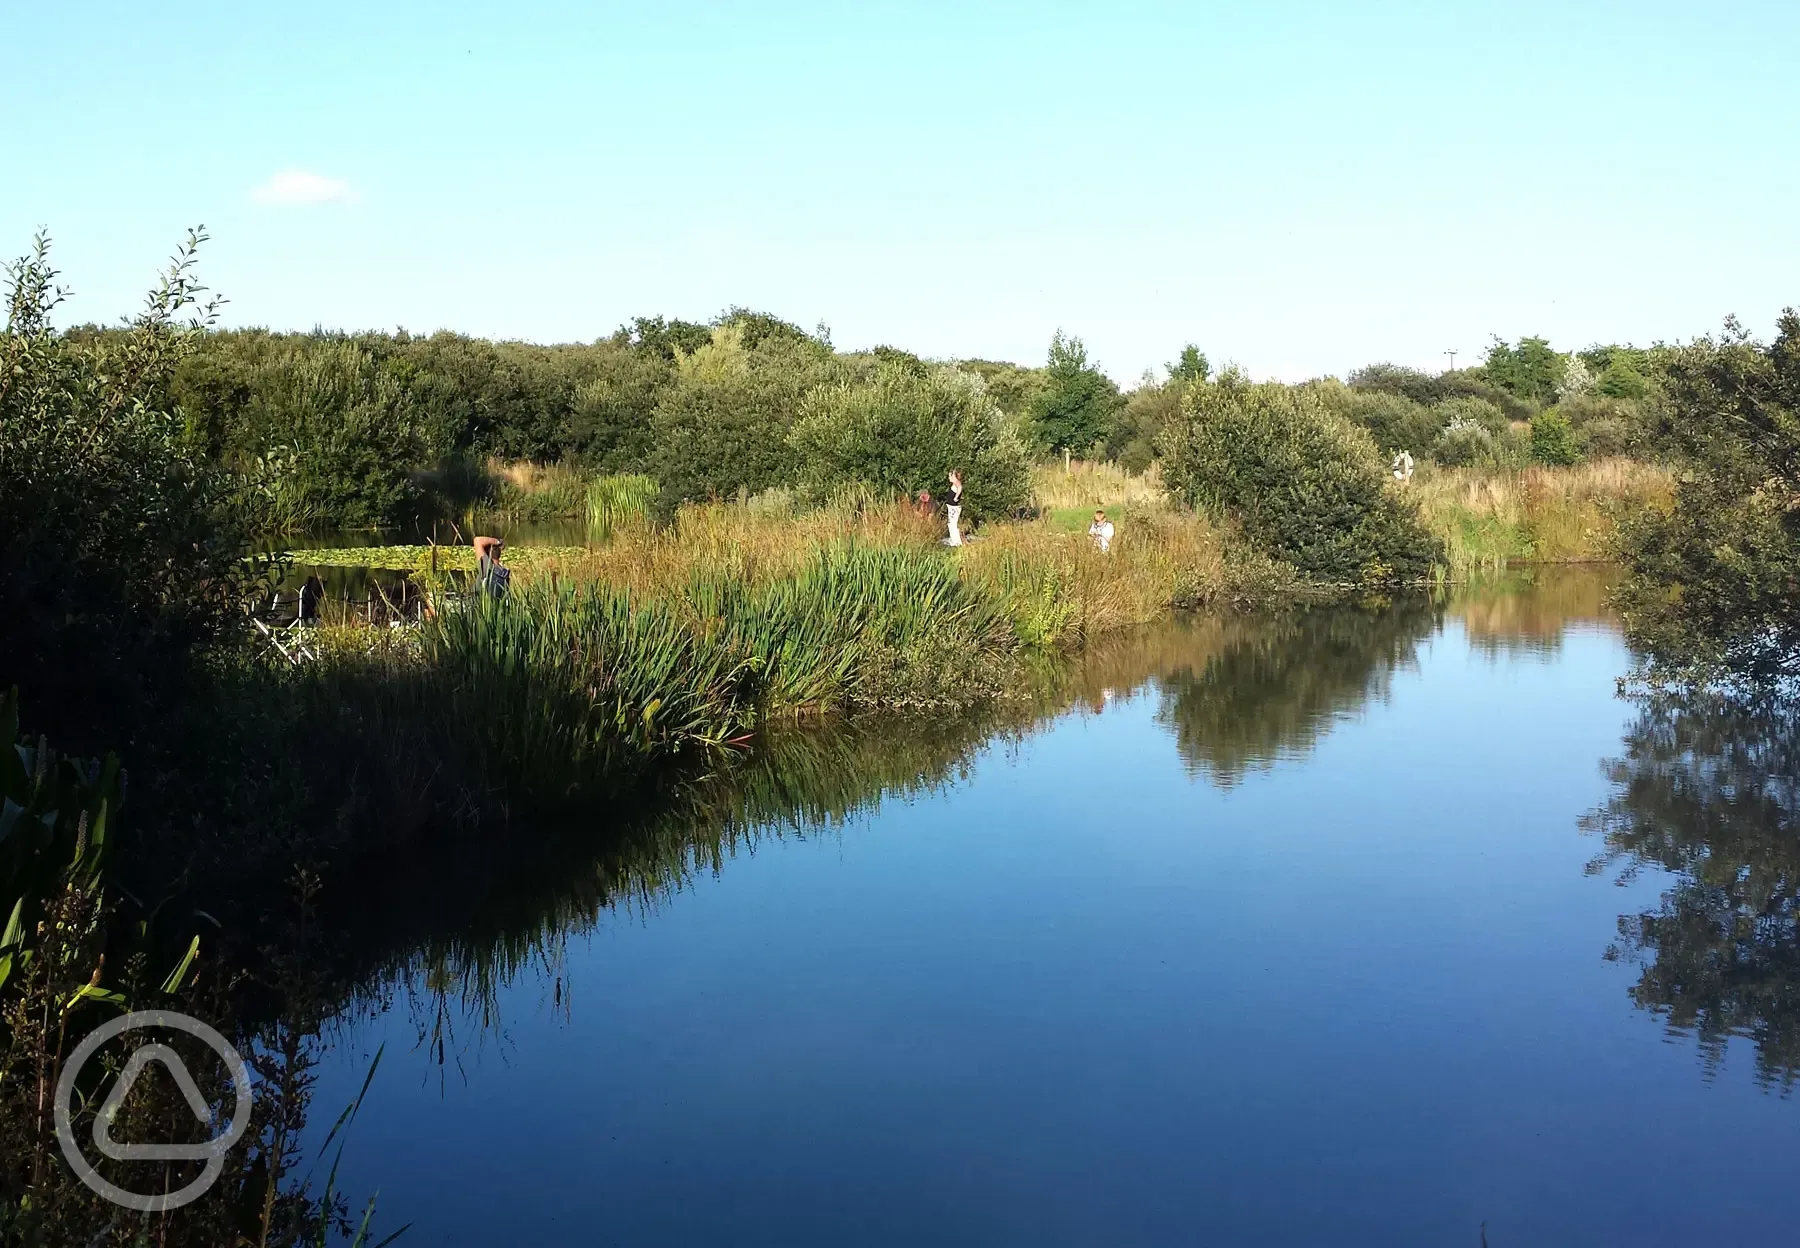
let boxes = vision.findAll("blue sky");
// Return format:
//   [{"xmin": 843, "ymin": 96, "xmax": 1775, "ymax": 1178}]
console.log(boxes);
[{"xmin": 9, "ymin": 0, "xmax": 1798, "ymax": 382}]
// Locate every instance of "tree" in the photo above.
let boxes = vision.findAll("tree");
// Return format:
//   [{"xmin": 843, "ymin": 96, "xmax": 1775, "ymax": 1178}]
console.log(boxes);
[
  {"xmin": 1529, "ymin": 408, "xmax": 1581, "ymax": 465},
  {"xmin": 1583, "ymin": 686, "xmax": 1800, "ymax": 1088},
  {"xmin": 1168, "ymin": 344, "xmax": 1211, "ymax": 384},
  {"xmin": 1158, "ymin": 380, "xmax": 1444, "ymax": 584},
  {"xmin": 0, "ymin": 229, "xmax": 255, "ymax": 749},
  {"xmin": 789, "ymin": 363, "xmax": 1031, "ymax": 520},
  {"xmin": 649, "ymin": 324, "xmax": 833, "ymax": 505},
  {"xmin": 1482, "ymin": 335, "xmax": 1564, "ymax": 407},
  {"xmin": 1026, "ymin": 331, "xmax": 1122, "ymax": 454},
  {"xmin": 1616, "ymin": 311, "xmax": 1800, "ymax": 680}
]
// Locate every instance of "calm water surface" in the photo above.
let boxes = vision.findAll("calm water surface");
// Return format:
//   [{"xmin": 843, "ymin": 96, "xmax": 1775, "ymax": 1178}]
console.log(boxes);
[{"xmin": 308, "ymin": 573, "xmax": 1800, "ymax": 1246}]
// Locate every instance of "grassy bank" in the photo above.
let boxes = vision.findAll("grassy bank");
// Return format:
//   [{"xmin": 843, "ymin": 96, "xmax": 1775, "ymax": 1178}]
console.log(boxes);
[{"xmin": 1410, "ymin": 458, "xmax": 1672, "ymax": 576}]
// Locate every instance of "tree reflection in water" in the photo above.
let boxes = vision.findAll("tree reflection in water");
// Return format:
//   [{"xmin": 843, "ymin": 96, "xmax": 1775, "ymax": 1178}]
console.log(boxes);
[
  {"xmin": 1154, "ymin": 597, "xmax": 1440, "ymax": 787},
  {"xmin": 1584, "ymin": 686, "xmax": 1800, "ymax": 1090}
]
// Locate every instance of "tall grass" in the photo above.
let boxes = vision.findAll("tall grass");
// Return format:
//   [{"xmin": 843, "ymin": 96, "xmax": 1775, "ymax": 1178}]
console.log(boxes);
[
  {"xmin": 584, "ymin": 473, "xmax": 657, "ymax": 538},
  {"xmin": 1030, "ymin": 459, "xmax": 1165, "ymax": 510},
  {"xmin": 1411, "ymin": 458, "xmax": 1673, "ymax": 576}
]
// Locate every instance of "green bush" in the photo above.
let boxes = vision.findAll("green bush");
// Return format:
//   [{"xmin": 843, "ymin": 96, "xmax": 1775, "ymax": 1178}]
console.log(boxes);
[
  {"xmin": 1314, "ymin": 381, "xmax": 1446, "ymax": 456},
  {"xmin": 1433, "ymin": 418, "xmax": 1497, "ymax": 467},
  {"xmin": 1530, "ymin": 408, "xmax": 1582, "ymax": 465},
  {"xmin": 0, "ymin": 231, "xmax": 256, "ymax": 747},
  {"xmin": 1159, "ymin": 381, "xmax": 1443, "ymax": 583},
  {"xmin": 789, "ymin": 363, "xmax": 1031, "ymax": 521},
  {"xmin": 239, "ymin": 340, "xmax": 430, "ymax": 530},
  {"xmin": 649, "ymin": 324, "xmax": 832, "ymax": 506},
  {"xmin": 1617, "ymin": 311, "xmax": 1800, "ymax": 680}
]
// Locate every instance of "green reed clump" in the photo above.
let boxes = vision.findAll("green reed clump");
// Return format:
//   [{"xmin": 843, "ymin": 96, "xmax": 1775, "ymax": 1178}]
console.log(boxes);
[
  {"xmin": 585, "ymin": 473, "xmax": 658, "ymax": 538},
  {"xmin": 304, "ymin": 543, "xmax": 1023, "ymax": 818}
]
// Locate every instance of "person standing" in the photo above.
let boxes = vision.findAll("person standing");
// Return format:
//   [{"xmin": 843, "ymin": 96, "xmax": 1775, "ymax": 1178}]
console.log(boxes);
[
  {"xmin": 944, "ymin": 470, "xmax": 965, "ymax": 546},
  {"xmin": 1088, "ymin": 508, "xmax": 1115, "ymax": 553},
  {"xmin": 474, "ymin": 535, "xmax": 511, "ymax": 598}
]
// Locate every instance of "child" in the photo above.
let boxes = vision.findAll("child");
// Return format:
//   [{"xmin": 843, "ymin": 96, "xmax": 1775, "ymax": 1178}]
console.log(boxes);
[{"xmin": 1088, "ymin": 508, "xmax": 1115, "ymax": 553}]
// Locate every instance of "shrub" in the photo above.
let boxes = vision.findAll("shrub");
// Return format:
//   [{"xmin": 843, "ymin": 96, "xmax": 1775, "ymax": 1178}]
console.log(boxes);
[
  {"xmin": 649, "ymin": 324, "xmax": 831, "ymax": 506},
  {"xmin": 0, "ymin": 231, "xmax": 256, "ymax": 748},
  {"xmin": 790, "ymin": 363, "xmax": 1031, "ymax": 521},
  {"xmin": 240, "ymin": 339, "xmax": 430, "ymax": 529},
  {"xmin": 1433, "ymin": 418, "xmax": 1497, "ymax": 467},
  {"xmin": 1432, "ymin": 395, "xmax": 1508, "ymax": 435},
  {"xmin": 1617, "ymin": 311, "xmax": 1800, "ymax": 679},
  {"xmin": 1158, "ymin": 381, "xmax": 1443, "ymax": 583},
  {"xmin": 1347, "ymin": 362, "xmax": 1446, "ymax": 406},
  {"xmin": 1314, "ymin": 382, "xmax": 1446, "ymax": 456},
  {"xmin": 1530, "ymin": 408, "xmax": 1582, "ymax": 465}
]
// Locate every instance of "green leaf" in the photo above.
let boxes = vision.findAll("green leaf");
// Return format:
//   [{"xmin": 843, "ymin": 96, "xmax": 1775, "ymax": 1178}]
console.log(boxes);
[{"xmin": 160, "ymin": 935, "xmax": 200, "ymax": 994}]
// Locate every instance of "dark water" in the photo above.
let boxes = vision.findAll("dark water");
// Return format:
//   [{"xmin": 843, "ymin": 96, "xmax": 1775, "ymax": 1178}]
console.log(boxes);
[{"xmin": 305, "ymin": 573, "xmax": 1800, "ymax": 1246}]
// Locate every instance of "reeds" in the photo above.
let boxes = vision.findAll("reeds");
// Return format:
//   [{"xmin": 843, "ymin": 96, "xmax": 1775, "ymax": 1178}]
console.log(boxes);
[{"xmin": 1411, "ymin": 457, "xmax": 1673, "ymax": 576}]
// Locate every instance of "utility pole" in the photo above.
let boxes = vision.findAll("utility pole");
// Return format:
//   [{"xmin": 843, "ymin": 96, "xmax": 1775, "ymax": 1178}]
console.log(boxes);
[{"xmin": 1445, "ymin": 349, "xmax": 1459, "ymax": 374}]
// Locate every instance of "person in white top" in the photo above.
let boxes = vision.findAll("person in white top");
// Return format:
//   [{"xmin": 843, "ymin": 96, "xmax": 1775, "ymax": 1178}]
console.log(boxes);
[
  {"xmin": 944, "ymin": 469, "xmax": 965, "ymax": 546},
  {"xmin": 1088, "ymin": 508, "xmax": 1115, "ymax": 553}
]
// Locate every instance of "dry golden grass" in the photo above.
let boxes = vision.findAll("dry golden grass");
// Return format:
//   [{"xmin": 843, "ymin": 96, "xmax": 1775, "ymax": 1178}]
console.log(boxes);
[
  {"xmin": 515, "ymin": 493, "xmax": 1292, "ymax": 650},
  {"xmin": 1031, "ymin": 459, "xmax": 1165, "ymax": 510},
  {"xmin": 1411, "ymin": 457, "xmax": 1673, "ymax": 575}
]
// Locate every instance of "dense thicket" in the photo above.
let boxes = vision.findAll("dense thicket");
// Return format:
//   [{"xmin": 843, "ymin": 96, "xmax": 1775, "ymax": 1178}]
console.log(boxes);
[
  {"xmin": 1616, "ymin": 312, "xmax": 1800, "ymax": 680},
  {"xmin": 791, "ymin": 362, "xmax": 1031, "ymax": 519},
  {"xmin": 1159, "ymin": 381, "xmax": 1443, "ymax": 583},
  {"xmin": 0, "ymin": 233, "xmax": 258, "ymax": 748}
]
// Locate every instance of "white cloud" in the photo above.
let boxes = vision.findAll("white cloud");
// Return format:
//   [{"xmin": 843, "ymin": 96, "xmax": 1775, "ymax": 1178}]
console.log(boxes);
[{"xmin": 251, "ymin": 170, "xmax": 359, "ymax": 206}]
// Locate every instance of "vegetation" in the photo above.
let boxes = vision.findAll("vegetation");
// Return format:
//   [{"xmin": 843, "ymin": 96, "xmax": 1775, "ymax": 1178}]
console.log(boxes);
[
  {"xmin": 1025, "ymin": 331, "xmax": 1123, "ymax": 454},
  {"xmin": 1159, "ymin": 380, "xmax": 1443, "ymax": 583},
  {"xmin": 790, "ymin": 360, "xmax": 1031, "ymax": 519},
  {"xmin": 1411, "ymin": 458, "xmax": 1673, "ymax": 576},
  {"xmin": 1615, "ymin": 312, "xmax": 1800, "ymax": 681}
]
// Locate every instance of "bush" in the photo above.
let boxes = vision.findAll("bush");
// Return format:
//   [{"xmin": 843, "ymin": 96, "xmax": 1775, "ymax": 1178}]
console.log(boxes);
[
  {"xmin": 1432, "ymin": 395, "xmax": 1508, "ymax": 435},
  {"xmin": 1530, "ymin": 408, "xmax": 1582, "ymax": 465},
  {"xmin": 1433, "ymin": 418, "xmax": 1497, "ymax": 467},
  {"xmin": 1617, "ymin": 311, "xmax": 1800, "ymax": 679},
  {"xmin": 1314, "ymin": 381, "xmax": 1446, "ymax": 456},
  {"xmin": 790, "ymin": 363, "xmax": 1031, "ymax": 521},
  {"xmin": 649, "ymin": 324, "xmax": 832, "ymax": 506},
  {"xmin": 1159, "ymin": 381, "xmax": 1443, "ymax": 584},
  {"xmin": 0, "ymin": 231, "xmax": 256, "ymax": 748}
]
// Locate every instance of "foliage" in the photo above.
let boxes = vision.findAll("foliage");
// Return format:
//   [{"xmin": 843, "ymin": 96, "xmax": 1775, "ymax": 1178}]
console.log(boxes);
[
  {"xmin": 242, "ymin": 340, "xmax": 431, "ymax": 529},
  {"xmin": 1616, "ymin": 312, "xmax": 1800, "ymax": 680},
  {"xmin": 1167, "ymin": 345, "xmax": 1211, "ymax": 384},
  {"xmin": 649, "ymin": 324, "xmax": 834, "ymax": 507},
  {"xmin": 1530, "ymin": 407, "xmax": 1582, "ymax": 465},
  {"xmin": 1315, "ymin": 381, "xmax": 1447, "ymax": 456},
  {"xmin": 953, "ymin": 358, "xmax": 1047, "ymax": 422},
  {"xmin": 1583, "ymin": 685, "xmax": 1800, "ymax": 1088},
  {"xmin": 1482, "ymin": 335, "xmax": 1564, "ymax": 406},
  {"xmin": 789, "ymin": 362, "xmax": 1031, "ymax": 520},
  {"xmin": 586, "ymin": 473, "xmax": 659, "ymax": 538},
  {"xmin": 0, "ymin": 231, "xmax": 260, "ymax": 749},
  {"xmin": 1106, "ymin": 375, "xmax": 1184, "ymax": 471},
  {"xmin": 1026, "ymin": 331, "xmax": 1123, "ymax": 454},
  {"xmin": 1347, "ymin": 362, "xmax": 1446, "ymax": 406},
  {"xmin": 1161, "ymin": 381, "xmax": 1444, "ymax": 583},
  {"xmin": 1411, "ymin": 458, "xmax": 1671, "ymax": 575}
]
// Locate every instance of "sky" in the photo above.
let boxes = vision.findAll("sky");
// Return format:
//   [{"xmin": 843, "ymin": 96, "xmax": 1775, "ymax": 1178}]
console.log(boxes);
[{"xmin": 7, "ymin": 0, "xmax": 1799, "ymax": 383}]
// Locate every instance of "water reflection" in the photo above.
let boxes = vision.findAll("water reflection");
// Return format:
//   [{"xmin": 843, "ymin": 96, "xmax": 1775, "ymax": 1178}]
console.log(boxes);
[
  {"xmin": 1451, "ymin": 567, "xmax": 1617, "ymax": 659},
  {"xmin": 1584, "ymin": 686, "xmax": 1800, "ymax": 1090},
  {"xmin": 1156, "ymin": 598, "xmax": 1439, "ymax": 786}
]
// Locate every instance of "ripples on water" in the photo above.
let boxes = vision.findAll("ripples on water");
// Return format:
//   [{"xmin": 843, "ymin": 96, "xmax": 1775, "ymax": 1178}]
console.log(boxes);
[{"xmin": 297, "ymin": 570, "xmax": 1800, "ymax": 1246}]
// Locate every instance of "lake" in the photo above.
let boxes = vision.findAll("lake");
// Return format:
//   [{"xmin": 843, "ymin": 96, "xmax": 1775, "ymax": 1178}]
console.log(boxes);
[{"xmin": 303, "ymin": 571, "xmax": 1800, "ymax": 1246}]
